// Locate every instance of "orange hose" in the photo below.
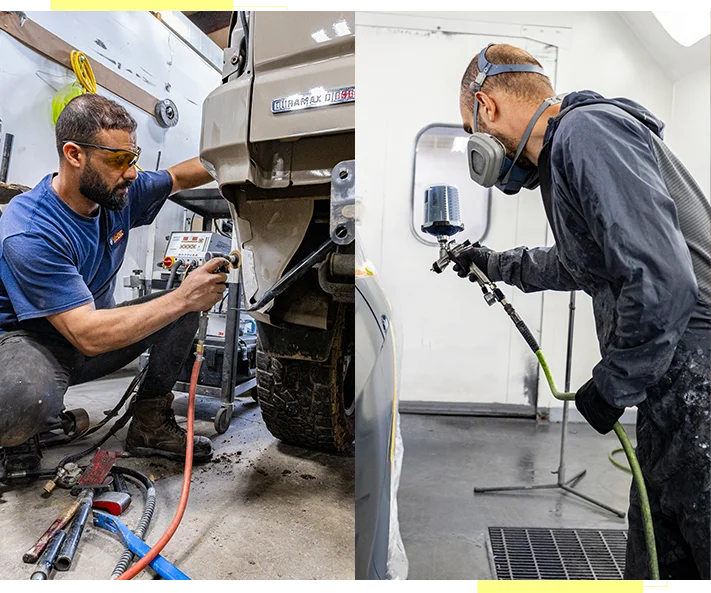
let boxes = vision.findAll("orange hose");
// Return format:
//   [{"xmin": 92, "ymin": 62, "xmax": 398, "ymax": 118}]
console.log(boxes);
[{"xmin": 117, "ymin": 357, "xmax": 201, "ymax": 580}]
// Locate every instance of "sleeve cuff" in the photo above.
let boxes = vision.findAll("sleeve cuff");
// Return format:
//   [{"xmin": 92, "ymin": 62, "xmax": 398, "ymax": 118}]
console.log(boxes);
[
  {"xmin": 487, "ymin": 252, "xmax": 503, "ymax": 282},
  {"xmin": 593, "ymin": 367, "xmax": 647, "ymax": 408}
]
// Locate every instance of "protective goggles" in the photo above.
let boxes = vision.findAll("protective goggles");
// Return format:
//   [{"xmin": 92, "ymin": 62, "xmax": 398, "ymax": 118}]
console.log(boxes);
[{"xmin": 64, "ymin": 140, "xmax": 141, "ymax": 171}]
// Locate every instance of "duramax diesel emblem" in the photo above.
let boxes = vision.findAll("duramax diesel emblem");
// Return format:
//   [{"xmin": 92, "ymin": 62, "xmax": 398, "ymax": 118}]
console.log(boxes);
[{"xmin": 271, "ymin": 86, "xmax": 355, "ymax": 114}]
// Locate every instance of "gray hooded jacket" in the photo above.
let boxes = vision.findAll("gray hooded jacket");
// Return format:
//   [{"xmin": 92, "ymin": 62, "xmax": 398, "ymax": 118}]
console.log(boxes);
[{"xmin": 488, "ymin": 90, "xmax": 711, "ymax": 407}]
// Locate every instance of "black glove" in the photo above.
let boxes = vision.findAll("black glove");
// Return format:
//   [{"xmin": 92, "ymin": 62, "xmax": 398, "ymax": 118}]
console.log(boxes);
[
  {"xmin": 451, "ymin": 243, "xmax": 496, "ymax": 281},
  {"xmin": 574, "ymin": 379, "xmax": 624, "ymax": 435}
]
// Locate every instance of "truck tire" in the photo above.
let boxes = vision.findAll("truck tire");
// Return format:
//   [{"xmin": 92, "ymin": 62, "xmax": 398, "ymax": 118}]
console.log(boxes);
[{"xmin": 256, "ymin": 321, "xmax": 354, "ymax": 455}]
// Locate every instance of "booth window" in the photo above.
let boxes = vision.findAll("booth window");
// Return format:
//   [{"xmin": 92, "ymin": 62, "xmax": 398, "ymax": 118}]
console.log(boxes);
[{"xmin": 410, "ymin": 124, "xmax": 490, "ymax": 246}]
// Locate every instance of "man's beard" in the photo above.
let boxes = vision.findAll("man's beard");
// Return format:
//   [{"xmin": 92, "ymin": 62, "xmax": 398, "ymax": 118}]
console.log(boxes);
[{"xmin": 79, "ymin": 162, "xmax": 132, "ymax": 211}]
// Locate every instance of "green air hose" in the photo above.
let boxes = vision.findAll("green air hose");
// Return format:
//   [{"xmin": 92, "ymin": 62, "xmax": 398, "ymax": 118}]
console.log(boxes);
[
  {"xmin": 535, "ymin": 349, "xmax": 659, "ymax": 579},
  {"xmin": 610, "ymin": 448, "xmax": 632, "ymax": 473}
]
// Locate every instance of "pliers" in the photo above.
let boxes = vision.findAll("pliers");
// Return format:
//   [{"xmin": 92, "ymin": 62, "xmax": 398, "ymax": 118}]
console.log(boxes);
[{"xmin": 92, "ymin": 511, "xmax": 190, "ymax": 580}]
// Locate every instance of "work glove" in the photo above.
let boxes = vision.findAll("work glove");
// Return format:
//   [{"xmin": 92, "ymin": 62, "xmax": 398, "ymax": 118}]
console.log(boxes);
[
  {"xmin": 451, "ymin": 242, "xmax": 498, "ymax": 281},
  {"xmin": 574, "ymin": 379, "xmax": 624, "ymax": 435}
]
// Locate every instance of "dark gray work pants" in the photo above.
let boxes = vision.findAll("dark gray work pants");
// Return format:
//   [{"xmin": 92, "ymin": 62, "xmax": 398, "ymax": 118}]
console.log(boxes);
[
  {"xmin": 624, "ymin": 329, "xmax": 711, "ymax": 580},
  {"xmin": 0, "ymin": 291, "xmax": 198, "ymax": 447}
]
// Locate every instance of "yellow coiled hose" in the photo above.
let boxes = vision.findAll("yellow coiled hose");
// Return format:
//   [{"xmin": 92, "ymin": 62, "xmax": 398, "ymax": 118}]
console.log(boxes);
[
  {"xmin": 52, "ymin": 51, "xmax": 97, "ymax": 124},
  {"xmin": 70, "ymin": 51, "xmax": 97, "ymax": 94}
]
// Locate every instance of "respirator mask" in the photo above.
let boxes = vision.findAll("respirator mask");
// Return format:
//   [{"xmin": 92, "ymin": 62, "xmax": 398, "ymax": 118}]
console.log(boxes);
[{"xmin": 467, "ymin": 44, "xmax": 562, "ymax": 195}]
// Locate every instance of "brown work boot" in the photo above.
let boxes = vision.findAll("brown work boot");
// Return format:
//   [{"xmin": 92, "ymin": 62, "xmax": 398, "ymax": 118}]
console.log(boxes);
[{"xmin": 125, "ymin": 393, "xmax": 213, "ymax": 462}]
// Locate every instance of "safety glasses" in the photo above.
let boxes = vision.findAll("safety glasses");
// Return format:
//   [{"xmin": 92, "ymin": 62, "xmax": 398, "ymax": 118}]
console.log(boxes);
[{"xmin": 63, "ymin": 140, "xmax": 141, "ymax": 171}]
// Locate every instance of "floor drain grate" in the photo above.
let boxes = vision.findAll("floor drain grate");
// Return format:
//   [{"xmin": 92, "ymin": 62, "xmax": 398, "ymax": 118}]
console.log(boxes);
[{"xmin": 488, "ymin": 527, "xmax": 627, "ymax": 580}]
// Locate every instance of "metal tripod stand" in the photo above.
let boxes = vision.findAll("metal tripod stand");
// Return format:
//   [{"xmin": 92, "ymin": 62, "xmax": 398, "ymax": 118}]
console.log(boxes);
[{"xmin": 473, "ymin": 291, "xmax": 626, "ymax": 518}]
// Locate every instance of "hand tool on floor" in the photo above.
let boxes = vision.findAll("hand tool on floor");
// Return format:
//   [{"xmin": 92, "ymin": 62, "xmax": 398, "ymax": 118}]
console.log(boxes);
[
  {"xmin": 87, "ymin": 472, "xmax": 133, "ymax": 569},
  {"xmin": 44, "ymin": 450, "xmax": 120, "ymax": 495},
  {"xmin": 25, "ymin": 451, "xmax": 120, "ymax": 563},
  {"xmin": 422, "ymin": 184, "xmax": 660, "ymax": 580},
  {"xmin": 70, "ymin": 451, "xmax": 120, "ymax": 494},
  {"xmin": 43, "ymin": 462, "xmax": 83, "ymax": 495},
  {"xmin": 54, "ymin": 489, "xmax": 95, "ymax": 571},
  {"xmin": 29, "ymin": 529, "xmax": 66, "ymax": 580},
  {"xmin": 23, "ymin": 498, "xmax": 81, "ymax": 563},
  {"xmin": 54, "ymin": 451, "xmax": 120, "ymax": 571},
  {"xmin": 93, "ymin": 491, "xmax": 132, "ymax": 515},
  {"xmin": 93, "ymin": 512, "xmax": 190, "ymax": 580}
]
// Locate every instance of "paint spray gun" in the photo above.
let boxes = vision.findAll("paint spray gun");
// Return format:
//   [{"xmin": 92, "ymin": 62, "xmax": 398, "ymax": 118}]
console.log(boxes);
[{"xmin": 422, "ymin": 184, "xmax": 540, "ymax": 353}]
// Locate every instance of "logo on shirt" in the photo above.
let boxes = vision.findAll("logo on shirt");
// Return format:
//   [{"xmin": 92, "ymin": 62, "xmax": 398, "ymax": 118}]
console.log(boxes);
[{"xmin": 109, "ymin": 229, "xmax": 125, "ymax": 246}]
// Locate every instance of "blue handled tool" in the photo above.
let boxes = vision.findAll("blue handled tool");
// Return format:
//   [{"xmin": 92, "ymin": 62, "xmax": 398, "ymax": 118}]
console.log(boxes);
[{"xmin": 92, "ymin": 512, "xmax": 190, "ymax": 580}]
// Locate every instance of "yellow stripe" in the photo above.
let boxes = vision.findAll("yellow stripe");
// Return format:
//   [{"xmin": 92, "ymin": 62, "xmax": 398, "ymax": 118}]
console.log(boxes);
[
  {"xmin": 479, "ymin": 581, "xmax": 643, "ymax": 593},
  {"xmin": 51, "ymin": 1, "xmax": 233, "ymax": 9}
]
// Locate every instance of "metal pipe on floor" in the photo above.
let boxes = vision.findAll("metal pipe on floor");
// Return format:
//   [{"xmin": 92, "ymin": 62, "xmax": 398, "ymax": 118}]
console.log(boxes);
[
  {"xmin": 55, "ymin": 489, "xmax": 94, "ymax": 571},
  {"xmin": 30, "ymin": 530, "xmax": 66, "ymax": 580}
]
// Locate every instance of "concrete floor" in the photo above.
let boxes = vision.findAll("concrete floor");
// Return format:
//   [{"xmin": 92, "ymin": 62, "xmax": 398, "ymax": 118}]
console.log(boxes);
[
  {"xmin": 398, "ymin": 413, "xmax": 633, "ymax": 580},
  {"xmin": 0, "ymin": 370, "xmax": 355, "ymax": 580}
]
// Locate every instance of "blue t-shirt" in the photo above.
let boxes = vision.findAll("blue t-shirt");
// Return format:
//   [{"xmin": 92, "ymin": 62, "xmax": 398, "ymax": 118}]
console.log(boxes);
[{"xmin": 0, "ymin": 170, "xmax": 173, "ymax": 334}]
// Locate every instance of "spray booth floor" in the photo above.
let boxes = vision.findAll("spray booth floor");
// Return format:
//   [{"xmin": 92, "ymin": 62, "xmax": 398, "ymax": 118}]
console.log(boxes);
[
  {"xmin": 0, "ymin": 368, "xmax": 355, "ymax": 580},
  {"xmin": 398, "ymin": 413, "xmax": 634, "ymax": 580}
]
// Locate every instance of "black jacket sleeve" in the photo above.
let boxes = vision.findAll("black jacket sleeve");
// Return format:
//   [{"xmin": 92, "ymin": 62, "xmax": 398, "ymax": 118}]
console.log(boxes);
[
  {"xmin": 490, "ymin": 244, "xmax": 579, "ymax": 293},
  {"xmin": 554, "ymin": 108, "xmax": 698, "ymax": 407}
]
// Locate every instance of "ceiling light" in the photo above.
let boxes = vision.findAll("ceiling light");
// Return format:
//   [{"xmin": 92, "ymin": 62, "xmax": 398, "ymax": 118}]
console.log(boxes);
[
  {"xmin": 652, "ymin": 11, "xmax": 710, "ymax": 47},
  {"xmin": 311, "ymin": 29, "xmax": 330, "ymax": 44},
  {"xmin": 333, "ymin": 20, "xmax": 351, "ymax": 37}
]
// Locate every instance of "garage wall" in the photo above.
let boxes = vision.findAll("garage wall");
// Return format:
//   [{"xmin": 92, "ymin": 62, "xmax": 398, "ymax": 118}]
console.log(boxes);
[
  {"xmin": 356, "ymin": 11, "xmax": 675, "ymax": 420},
  {"xmin": 0, "ymin": 11, "xmax": 220, "ymax": 303}
]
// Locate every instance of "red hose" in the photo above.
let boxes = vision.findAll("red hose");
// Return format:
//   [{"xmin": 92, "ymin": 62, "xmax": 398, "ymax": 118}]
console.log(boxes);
[{"xmin": 117, "ymin": 356, "xmax": 201, "ymax": 580}]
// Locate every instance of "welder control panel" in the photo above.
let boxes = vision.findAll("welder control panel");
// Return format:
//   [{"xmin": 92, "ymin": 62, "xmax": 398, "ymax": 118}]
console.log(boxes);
[{"xmin": 163, "ymin": 232, "xmax": 231, "ymax": 267}]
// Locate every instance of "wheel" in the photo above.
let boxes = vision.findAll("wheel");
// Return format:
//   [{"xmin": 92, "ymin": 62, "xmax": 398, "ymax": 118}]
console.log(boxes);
[
  {"xmin": 256, "ymin": 306, "xmax": 354, "ymax": 454},
  {"xmin": 214, "ymin": 406, "xmax": 232, "ymax": 434}
]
